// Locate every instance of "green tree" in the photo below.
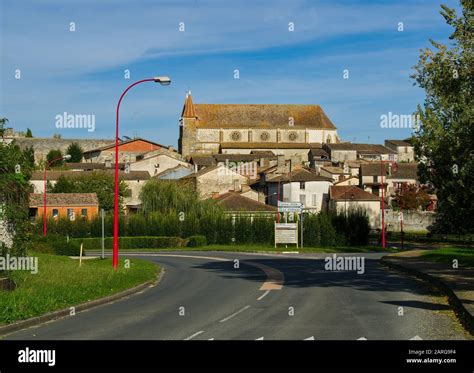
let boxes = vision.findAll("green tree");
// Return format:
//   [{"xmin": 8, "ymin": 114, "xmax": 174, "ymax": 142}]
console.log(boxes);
[
  {"xmin": 411, "ymin": 1, "xmax": 474, "ymax": 233},
  {"xmin": 50, "ymin": 172, "xmax": 127, "ymax": 211},
  {"xmin": 25, "ymin": 128, "xmax": 33, "ymax": 137},
  {"xmin": 66, "ymin": 142, "xmax": 84, "ymax": 163},
  {"xmin": 46, "ymin": 149, "xmax": 64, "ymax": 167},
  {"xmin": 0, "ymin": 118, "xmax": 8, "ymax": 136}
]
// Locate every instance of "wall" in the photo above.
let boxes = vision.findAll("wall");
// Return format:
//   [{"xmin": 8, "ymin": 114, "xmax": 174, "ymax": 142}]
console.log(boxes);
[
  {"xmin": 34, "ymin": 205, "xmax": 99, "ymax": 220},
  {"xmin": 129, "ymin": 154, "xmax": 190, "ymax": 176},
  {"xmin": 196, "ymin": 167, "xmax": 248, "ymax": 199},
  {"xmin": 14, "ymin": 138, "xmax": 114, "ymax": 163},
  {"xmin": 384, "ymin": 210, "xmax": 436, "ymax": 232},
  {"xmin": 331, "ymin": 200, "xmax": 381, "ymax": 228}
]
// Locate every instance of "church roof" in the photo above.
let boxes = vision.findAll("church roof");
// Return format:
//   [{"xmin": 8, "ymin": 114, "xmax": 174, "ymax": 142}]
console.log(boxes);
[{"xmin": 181, "ymin": 94, "xmax": 336, "ymax": 130}]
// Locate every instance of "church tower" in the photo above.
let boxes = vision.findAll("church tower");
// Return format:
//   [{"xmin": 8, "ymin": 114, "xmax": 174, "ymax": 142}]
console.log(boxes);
[{"xmin": 178, "ymin": 91, "xmax": 197, "ymax": 159}]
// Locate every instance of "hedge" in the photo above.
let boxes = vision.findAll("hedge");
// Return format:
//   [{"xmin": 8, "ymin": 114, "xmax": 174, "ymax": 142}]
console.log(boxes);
[
  {"xmin": 71, "ymin": 236, "xmax": 186, "ymax": 250},
  {"xmin": 32, "ymin": 235, "xmax": 82, "ymax": 256},
  {"xmin": 187, "ymin": 235, "xmax": 207, "ymax": 247}
]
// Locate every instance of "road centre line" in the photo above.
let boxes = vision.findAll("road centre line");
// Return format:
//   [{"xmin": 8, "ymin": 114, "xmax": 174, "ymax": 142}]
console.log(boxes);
[
  {"xmin": 219, "ymin": 305, "xmax": 251, "ymax": 323},
  {"xmin": 257, "ymin": 290, "xmax": 271, "ymax": 301},
  {"xmin": 184, "ymin": 330, "xmax": 205, "ymax": 340}
]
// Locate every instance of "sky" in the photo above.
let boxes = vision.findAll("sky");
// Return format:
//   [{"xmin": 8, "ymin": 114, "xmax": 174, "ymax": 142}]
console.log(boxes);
[{"xmin": 0, "ymin": 0, "xmax": 461, "ymax": 147}]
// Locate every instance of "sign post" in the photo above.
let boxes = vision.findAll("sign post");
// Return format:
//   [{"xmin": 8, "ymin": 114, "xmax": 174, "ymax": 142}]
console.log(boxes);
[{"xmin": 101, "ymin": 209, "xmax": 105, "ymax": 260}]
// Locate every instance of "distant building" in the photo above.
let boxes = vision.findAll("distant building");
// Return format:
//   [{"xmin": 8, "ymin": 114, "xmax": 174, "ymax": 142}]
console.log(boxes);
[
  {"xmin": 324, "ymin": 143, "xmax": 397, "ymax": 163},
  {"xmin": 179, "ymin": 92, "xmax": 340, "ymax": 161},
  {"xmin": 329, "ymin": 186, "xmax": 381, "ymax": 228},
  {"xmin": 385, "ymin": 140, "xmax": 415, "ymax": 162},
  {"xmin": 29, "ymin": 193, "xmax": 99, "ymax": 220},
  {"xmin": 215, "ymin": 192, "xmax": 277, "ymax": 216}
]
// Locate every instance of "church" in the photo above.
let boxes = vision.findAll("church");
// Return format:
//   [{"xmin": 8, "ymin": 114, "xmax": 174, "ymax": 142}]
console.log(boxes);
[{"xmin": 178, "ymin": 92, "xmax": 340, "ymax": 161}]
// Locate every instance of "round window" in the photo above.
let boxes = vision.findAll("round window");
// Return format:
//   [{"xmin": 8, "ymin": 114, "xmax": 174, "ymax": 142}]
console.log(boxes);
[
  {"xmin": 260, "ymin": 131, "xmax": 270, "ymax": 141},
  {"xmin": 231, "ymin": 131, "xmax": 241, "ymax": 141},
  {"xmin": 288, "ymin": 131, "xmax": 298, "ymax": 141}
]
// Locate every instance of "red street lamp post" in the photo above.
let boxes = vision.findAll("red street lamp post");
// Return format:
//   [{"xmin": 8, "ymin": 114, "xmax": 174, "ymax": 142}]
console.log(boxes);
[
  {"xmin": 112, "ymin": 77, "xmax": 171, "ymax": 269},
  {"xmin": 43, "ymin": 154, "xmax": 71, "ymax": 236},
  {"xmin": 380, "ymin": 160, "xmax": 398, "ymax": 249}
]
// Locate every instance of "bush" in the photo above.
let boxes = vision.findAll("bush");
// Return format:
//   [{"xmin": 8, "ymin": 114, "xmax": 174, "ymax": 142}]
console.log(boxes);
[
  {"xmin": 72, "ymin": 236, "xmax": 186, "ymax": 250},
  {"xmin": 32, "ymin": 234, "xmax": 82, "ymax": 256},
  {"xmin": 187, "ymin": 235, "xmax": 207, "ymax": 247}
]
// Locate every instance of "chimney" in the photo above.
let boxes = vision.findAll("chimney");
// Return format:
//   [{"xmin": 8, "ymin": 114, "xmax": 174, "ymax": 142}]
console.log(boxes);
[{"xmin": 276, "ymin": 155, "xmax": 286, "ymax": 174}]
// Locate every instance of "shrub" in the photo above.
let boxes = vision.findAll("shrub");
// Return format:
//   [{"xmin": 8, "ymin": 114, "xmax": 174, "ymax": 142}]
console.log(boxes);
[
  {"xmin": 32, "ymin": 234, "xmax": 82, "ymax": 256},
  {"xmin": 72, "ymin": 236, "xmax": 186, "ymax": 250},
  {"xmin": 187, "ymin": 235, "xmax": 207, "ymax": 247}
]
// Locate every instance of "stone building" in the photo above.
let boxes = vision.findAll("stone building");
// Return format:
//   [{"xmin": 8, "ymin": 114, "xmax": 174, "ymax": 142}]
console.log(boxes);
[{"xmin": 178, "ymin": 92, "xmax": 340, "ymax": 161}]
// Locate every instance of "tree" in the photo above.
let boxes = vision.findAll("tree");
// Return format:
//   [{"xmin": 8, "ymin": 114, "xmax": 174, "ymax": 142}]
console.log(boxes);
[
  {"xmin": 411, "ymin": 1, "xmax": 474, "ymax": 233},
  {"xmin": 50, "ymin": 172, "xmax": 128, "ymax": 211},
  {"xmin": 25, "ymin": 128, "xmax": 33, "ymax": 137},
  {"xmin": 0, "ymin": 118, "xmax": 8, "ymax": 136},
  {"xmin": 391, "ymin": 184, "xmax": 432, "ymax": 211},
  {"xmin": 46, "ymin": 149, "xmax": 64, "ymax": 167},
  {"xmin": 66, "ymin": 142, "xmax": 84, "ymax": 163}
]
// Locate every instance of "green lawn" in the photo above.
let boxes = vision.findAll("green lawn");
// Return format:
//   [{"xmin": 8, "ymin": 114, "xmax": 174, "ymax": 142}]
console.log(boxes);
[
  {"xmin": 0, "ymin": 252, "xmax": 158, "ymax": 325},
  {"xmin": 96, "ymin": 244, "xmax": 396, "ymax": 254},
  {"xmin": 420, "ymin": 247, "xmax": 474, "ymax": 268}
]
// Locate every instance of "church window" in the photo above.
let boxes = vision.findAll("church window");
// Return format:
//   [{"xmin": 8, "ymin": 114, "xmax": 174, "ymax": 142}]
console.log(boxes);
[
  {"xmin": 260, "ymin": 131, "xmax": 270, "ymax": 141},
  {"xmin": 231, "ymin": 131, "xmax": 241, "ymax": 141}
]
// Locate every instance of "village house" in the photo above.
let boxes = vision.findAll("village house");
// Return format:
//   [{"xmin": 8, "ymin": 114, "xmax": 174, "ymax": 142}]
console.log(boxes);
[
  {"xmin": 28, "ymin": 193, "xmax": 99, "ymax": 220},
  {"xmin": 329, "ymin": 186, "xmax": 381, "ymax": 228},
  {"xmin": 307, "ymin": 147, "xmax": 330, "ymax": 169},
  {"xmin": 83, "ymin": 138, "xmax": 180, "ymax": 164},
  {"xmin": 385, "ymin": 139, "xmax": 415, "ymax": 163},
  {"xmin": 128, "ymin": 152, "xmax": 192, "ymax": 177},
  {"xmin": 255, "ymin": 168, "xmax": 333, "ymax": 212},
  {"xmin": 154, "ymin": 165, "xmax": 194, "ymax": 180},
  {"xmin": 214, "ymin": 192, "xmax": 277, "ymax": 216},
  {"xmin": 319, "ymin": 166, "xmax": 351, "ymax": 183},
  {"xmin": 323, "ymin": 143, "xmax": 397, "ymax": 163},
  {"xmin": 179, "ymin": 92, "xmax": 340, "ymax": 161},
  {"xmin": 182, "ymin": 164, "xmax": 249, "ymax": 199}
]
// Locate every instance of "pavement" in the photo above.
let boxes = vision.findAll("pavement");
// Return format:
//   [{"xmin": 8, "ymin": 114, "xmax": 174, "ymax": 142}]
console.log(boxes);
[
  {"xmin": 382, "ymin": 250, "xmax": 474, "ymax": 333},
  {"xmin": 2, "ymin": 251, "xmax": 471, "ymax": 340}
]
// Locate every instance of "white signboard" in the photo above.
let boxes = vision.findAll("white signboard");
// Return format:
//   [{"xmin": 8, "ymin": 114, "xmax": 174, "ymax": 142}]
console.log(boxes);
[
  {"xmin": 278, "ymin": 201, "xmax": 303, "ymax": 213},
  {"xmin": 275, "ymin": 223, "xmax": 298, "ymax": 247}
]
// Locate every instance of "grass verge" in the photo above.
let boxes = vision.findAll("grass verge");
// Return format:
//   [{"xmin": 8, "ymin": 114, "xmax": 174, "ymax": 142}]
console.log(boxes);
[
  {"xmin": 420, "ymin": 247, "xmax": 474, "ymax": 268},
  {"xmin": 0, "ymin": 252, "xmax": 158, "ymax": 325}
]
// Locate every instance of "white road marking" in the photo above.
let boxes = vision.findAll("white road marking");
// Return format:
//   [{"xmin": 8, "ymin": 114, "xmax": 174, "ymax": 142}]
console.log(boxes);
[
  {"xmin": 282, "ymin": 251, "xmax": 299, "ymax": 254},
  {"xmin": 410, "ymin": 335, "xmax": 423, "ymax": 340},
  {"xmin": 220, "ymin": 305, "xmax": 251, "ymax": 323},
  {"xmin": 257, "ymin": 290, "xmax": 271, "ymax": 301},
  {"xmin": 304, "ymin": 336, "xmax": 315, "ymax": 340},
  {"xmin": 357, "ymin": 337, "xmax": 367, "ymax": 340},
  {"xmin": 256, "ymin": 337, "xmax": 264, "ymax": 340},
  {"xmin": 184, "ymin": 330, "xmax": 204, "ymax": 340}
]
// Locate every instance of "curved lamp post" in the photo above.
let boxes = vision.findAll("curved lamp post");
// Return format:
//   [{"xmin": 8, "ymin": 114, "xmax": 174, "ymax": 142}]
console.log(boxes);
[
  {"xmin": 43, "ymin": 154, "xmax": 71, "ymax": 236},
  {"xmin": 113, "ymin": 76, "xmax": 171, "ymax": 269}
]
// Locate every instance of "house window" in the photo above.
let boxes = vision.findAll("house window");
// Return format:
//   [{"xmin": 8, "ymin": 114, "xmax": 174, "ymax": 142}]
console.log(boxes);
[
  {"xmin": 300, "ymin": 181, "xmax": 305, "ymax": 190},
  {"xmin": 67, "ymin": 208, "xmax": 75, "ymax": 221},
  {"xmin": 299, "ymin": 194, "xmax": 306, "ymax": 205},
  {"xmin": 52, "ymin": 209, "xmax": 59, "ymax": 218},
  {"xmin": 373, "ymin": 175, "xmax": 378, "ymax": 182},
  {"xmin": 81, "ymin": 208, "xmax": 88, "ymax": 218},
  {"xmin": 312, "ymin": 194, "xmax": 317, "ymax": 206}
]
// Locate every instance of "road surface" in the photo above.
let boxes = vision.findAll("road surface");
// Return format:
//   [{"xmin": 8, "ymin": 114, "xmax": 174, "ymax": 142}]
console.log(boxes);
[{"xmin": 3, "ymin": 252, "xmax": 470, "ymax": 340}]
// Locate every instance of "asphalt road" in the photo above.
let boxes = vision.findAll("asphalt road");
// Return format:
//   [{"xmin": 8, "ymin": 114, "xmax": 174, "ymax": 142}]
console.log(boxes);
[{"xmin": 3, "ymin": 252, "xmax": 470, "ymax": 340}]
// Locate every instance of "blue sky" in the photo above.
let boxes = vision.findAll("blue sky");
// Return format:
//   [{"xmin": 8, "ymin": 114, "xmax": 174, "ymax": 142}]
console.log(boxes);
[{"xmin": 0, "ymin": 0, "xmax": 460, "ymax": 146}]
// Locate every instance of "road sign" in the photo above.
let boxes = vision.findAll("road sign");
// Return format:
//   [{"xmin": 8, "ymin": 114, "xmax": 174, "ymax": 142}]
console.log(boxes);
[
  {"xmin": 278, "ymin": 201, "xmax": 303, "ymax": 213},
  {"xmin": 275, "ymin": 223, "xmax": 298, "ymax": 247}
]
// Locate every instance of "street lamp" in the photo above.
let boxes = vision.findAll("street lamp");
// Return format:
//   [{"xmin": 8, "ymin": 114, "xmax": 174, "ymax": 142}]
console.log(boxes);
[
  {"xmin": 43, "ymin": 154, "xmax": 71, "ymax": 236},
  {"xmin": 113, "ymin": 76, "xmax": 171, "ymax": 269}
]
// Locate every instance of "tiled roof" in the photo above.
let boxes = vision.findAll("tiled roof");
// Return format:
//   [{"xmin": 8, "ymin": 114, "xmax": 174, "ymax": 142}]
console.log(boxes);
[
  {"xmin": 250, "ymin": 151, "xmax": 275, "ymax": 156},
  {"xmin": 221, "ymin": 142, "xmax": 324, "ymax": 149},
  {"xmin": 269, "ymin": 168, "xmax": 333, "ymax": 183},
  {"xmin": 189, "ymin": 155, "xmax": 216, "ymax": 166},
  {"xmin": 29, "ymin": 193, "xmax": 99, "ymax": 207},
  {"xmin": 31, "ymin": 170, "xmax": 150, "ymax": 181},
  {"xmin": 330, "ymin": 186, "xmax": 381, "ymax": 201},
  {"xmin": 64, "ymin": 162, "xmax": 125, "ymax": 170},
  {"xmin": 83, "ymin": 138, "xmax": 168, "ymax": 154},
  {"xmin": 325, "ymin": 143, "xmax": 397, "ymax": 154},
  {"xmin": 308, "ymin": 148, "xmax": 329, "ymax": 157},
  {"xmin": 215, "ymin": 192, "xmax": 277, "ymax": 212},
  {"xmin": 360, "ymin": 163, "xmax": 389, "ymax": 177},
  {"xmin": 321, "ymin": 166, "xmax": 348, "ymax": 174},
  {"xmin": 360, "ymin": 162, "xmax": 418, "ymax": 179},
  {"xmin": 385, "ymin": 139, "xmax": 412, "ymax": 147}
]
